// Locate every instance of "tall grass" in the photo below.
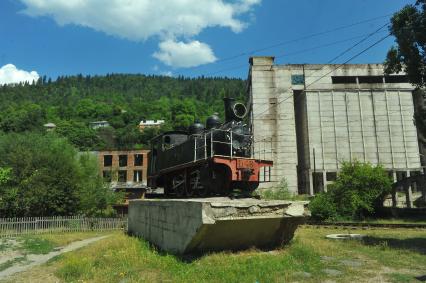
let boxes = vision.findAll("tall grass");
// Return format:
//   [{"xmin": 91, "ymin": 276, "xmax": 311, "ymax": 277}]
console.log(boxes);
[{"xmin": 258, "ymin": 179, "xmax": 310, "ymax": 201}]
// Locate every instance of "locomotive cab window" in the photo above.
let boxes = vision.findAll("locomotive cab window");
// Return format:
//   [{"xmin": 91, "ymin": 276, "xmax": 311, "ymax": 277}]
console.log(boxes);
[{"xmin": 163, "ymin": 135, "xmax": 172, "ymax": 150}]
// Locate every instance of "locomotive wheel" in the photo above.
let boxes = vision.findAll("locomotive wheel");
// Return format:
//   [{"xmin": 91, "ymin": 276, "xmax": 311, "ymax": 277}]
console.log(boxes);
[
  {"xmin": 186, "ymin": 170, "xmax": 200, "ymax": 197},
  {"xmin": 200, "ymin": 165, "xmax": 231, "ymax": 196},
  {"xmin": 172, "ymin": 172, "xmax": 186, "ymax": 197}
]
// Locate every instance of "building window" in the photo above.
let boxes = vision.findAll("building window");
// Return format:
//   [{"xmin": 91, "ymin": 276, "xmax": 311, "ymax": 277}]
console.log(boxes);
[
  {"xmin": 291, "ymin": 74, "xmax": 305, "ymax": 85},
  {"xmin": 134, "ymin": 154, "xmax": 143, "ymax": 166},
  {"xmin": 119, "ymin": 155, "xmax": 128, "ymax": 167},
  {"xmin": 358, "ymin": 76, "xmax": 383, "ymax": 84},
  {"xmin": 331, "ymin": 76, "xmax": 357, "ymax": 84},
  {"xmin": 326, "ymin": 172, "xmax": 337, "ymax": 182},
  {"xmin": 103, "ymin": 155, "xmax": 112, "ymax": 167},
  {"xmin": 384, "ymin": 75, "xmax": 409, "ymax": 83},
  {"xmin": 102, "ymin": 170, "xmax": 112, "ymax": 182},
  {"xmin": 118, "ymin": 170, "xmax": 127, "ymax": 182},
  {"xmin": 133, "ymin": 170, "xmax": 143, "ymax": 182}
]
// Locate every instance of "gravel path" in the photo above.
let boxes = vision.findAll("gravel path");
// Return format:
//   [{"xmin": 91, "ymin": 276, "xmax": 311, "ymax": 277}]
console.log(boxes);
[{"xmin": 0, "ymin": 235, "xmax": 109, "ymax": 280}]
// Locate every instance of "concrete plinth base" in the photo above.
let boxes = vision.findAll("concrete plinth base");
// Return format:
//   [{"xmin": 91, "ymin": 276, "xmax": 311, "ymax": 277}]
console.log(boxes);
[{"xmin": 128, "ymin": 198, "xmax": 309, "ymax": 254}]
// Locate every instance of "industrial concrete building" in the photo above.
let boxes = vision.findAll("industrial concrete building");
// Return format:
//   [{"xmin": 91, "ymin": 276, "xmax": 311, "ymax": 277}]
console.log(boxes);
[{"xmin": 249, "ymin": 56, "xmax": 422, "ymax": 195}]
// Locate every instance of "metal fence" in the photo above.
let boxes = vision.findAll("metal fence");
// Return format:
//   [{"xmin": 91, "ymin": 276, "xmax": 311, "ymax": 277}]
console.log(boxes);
[{"xmin": 0, "ymin": 216, "xmax": 128, "ymax": 238}]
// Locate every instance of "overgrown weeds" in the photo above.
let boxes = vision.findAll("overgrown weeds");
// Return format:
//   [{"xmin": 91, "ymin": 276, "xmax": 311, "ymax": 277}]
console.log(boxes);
[{"xmin": 257, "ymin": 179, "xmax": 310, "ymax": 201}]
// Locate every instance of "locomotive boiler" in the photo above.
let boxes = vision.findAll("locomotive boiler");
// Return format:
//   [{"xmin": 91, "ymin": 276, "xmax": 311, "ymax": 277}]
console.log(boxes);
[{"xmin": 147, "ymin": 98, "xmax": 273, "ymax": 196}]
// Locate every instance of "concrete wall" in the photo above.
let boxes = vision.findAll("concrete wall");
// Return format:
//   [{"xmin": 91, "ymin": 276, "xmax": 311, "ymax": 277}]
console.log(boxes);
[
  {"xmin": 249, "ymin": 57, "xmax": 421, "ymax": 194},
  {"xmin": 250, "ymin": 57, "xmax": 299, "ymax": 192},
  {"xmin": 128, "ymin": 198, "xmax": 309, "ymax": 254}
]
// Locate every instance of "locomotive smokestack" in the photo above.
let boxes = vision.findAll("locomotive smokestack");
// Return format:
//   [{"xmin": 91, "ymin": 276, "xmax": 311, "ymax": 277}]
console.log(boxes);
[{"xmin": 223, "ymin": 97, "xmax": 247, "ymax": 123}]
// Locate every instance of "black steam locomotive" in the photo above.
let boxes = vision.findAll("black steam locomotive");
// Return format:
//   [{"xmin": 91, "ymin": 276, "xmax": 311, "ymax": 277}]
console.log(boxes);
[{"xmin": 147, "ymin": 98, "xmax": 272, "ymax": 196}]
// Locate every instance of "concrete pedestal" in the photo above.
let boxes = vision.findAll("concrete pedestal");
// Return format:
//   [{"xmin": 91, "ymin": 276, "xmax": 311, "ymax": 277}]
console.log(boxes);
[{"xmin": 128, "ymin": 198, "xmax": 309, "ymax": 254}]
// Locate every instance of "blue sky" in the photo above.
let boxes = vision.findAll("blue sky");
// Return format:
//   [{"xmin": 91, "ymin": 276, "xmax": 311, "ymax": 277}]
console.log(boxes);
[{"xmin": 0, "ymin": 0, "xmax": 414, "ymax": 82}]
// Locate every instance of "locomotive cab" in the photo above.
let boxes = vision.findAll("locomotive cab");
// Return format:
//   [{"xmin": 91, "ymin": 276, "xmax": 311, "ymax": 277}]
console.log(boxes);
[{"xmin": 147, "ymin": 131, "xmax": 188, "ymax": 188}]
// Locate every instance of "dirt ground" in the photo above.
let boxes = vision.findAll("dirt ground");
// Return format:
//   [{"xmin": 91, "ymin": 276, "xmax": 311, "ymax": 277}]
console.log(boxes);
[{"xmin": 0, "ymin": 235, "xmax": 109, "ymax": 281}]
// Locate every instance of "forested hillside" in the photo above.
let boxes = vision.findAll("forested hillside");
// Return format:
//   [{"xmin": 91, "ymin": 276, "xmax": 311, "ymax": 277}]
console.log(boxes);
[{"xmin": 0, "ymin": 74, "xmax": 246, "ymax": 150}]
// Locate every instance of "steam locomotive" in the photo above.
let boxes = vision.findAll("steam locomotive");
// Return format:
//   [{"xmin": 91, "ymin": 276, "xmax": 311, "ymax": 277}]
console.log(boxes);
[{"xmin": 147, "ymin": 98, "xmax": 273, "ymax": 196}]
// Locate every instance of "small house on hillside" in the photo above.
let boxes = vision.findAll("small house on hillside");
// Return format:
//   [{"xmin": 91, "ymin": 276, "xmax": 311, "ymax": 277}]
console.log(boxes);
[
  {"xmin": 139, "ymin": 119, "xmax": 165, "ymax": 131},
  {"xmin": 90, "ymin": 120, "xmax": 110, "ymax": 129},
  {"xmin": 43, "ymin": 122, "xmax": 56, "ymax": 131}
]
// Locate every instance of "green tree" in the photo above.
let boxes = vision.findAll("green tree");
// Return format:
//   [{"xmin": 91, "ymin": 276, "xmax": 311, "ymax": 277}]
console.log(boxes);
[
  {"xmin": 0, "ymin": 104, "xmax": 46, "ymax": 132},
  {"xmin": 0, "ymin": 73, "xmax": 246, "ymax": 150},
  {"xmin": 309, "ymin": 161, "xmax": 392, "ymax": 221},
  {"xmin": 384, "ymin": 0, "xmax": 426, "ymax": 87},
  {"xmin": 55, "ymin": 120, "xmax": 102, "ymax": 150},
  {"xmin": 0, "ymin": 132, "xmax": 119, "ymax": 217},
  {"xmin": 77, "ymin": 153, "xmax": 119, "ymax": 216}
]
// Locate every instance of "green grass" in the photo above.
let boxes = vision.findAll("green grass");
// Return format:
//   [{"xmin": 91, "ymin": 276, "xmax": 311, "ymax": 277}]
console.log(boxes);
[
  {"xmin": 4, "ymin": 228, "xmax": 426, "ymax": 283},
  {"xmin": 17, "ymin": 231, "xmax": 107, "ymax": 255},
  {"xmin": 362, "ymin": 217, "xmax": 426, "ymax": 224},
  {"xmin": 53, "ymin": 235, "xmax": 330, "ymax": 283},
  {"xmin": 0, "ymin": 256, "xmax": 27, "ymax": 271},
  {"xmin": 389, "ymin": 273, "xmax": 417, "ymax": 283},
  {"xmin": 21, "ymin": 237, "xmax": 55, "ymax": 254},
  {"xmin": 0, "ymin": 241, "xmax": 10, "ymax": 252},
  {"xmin": 49, "ymin": 227, "xmax": 425, "ymax": 283}
]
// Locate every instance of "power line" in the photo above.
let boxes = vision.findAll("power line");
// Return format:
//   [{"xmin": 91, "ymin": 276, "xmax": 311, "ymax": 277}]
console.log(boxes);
[
  {"xmin": 204, "ymin": 29, "xmax": 389, "ymax": 77},
  {"xmin": 176, "ymin": 14, "xmax": 394, "ymax": 76},
  {"xmin": 325, "ymin": 22, "xmax": 389, "ymax": 64},
  {"xmin": 209, "ymin": 14, "xmax": 393, "ymax": 65},
  {"xmin": 252, "ymin": 32, "xmax": 392, "ymax": 120}
]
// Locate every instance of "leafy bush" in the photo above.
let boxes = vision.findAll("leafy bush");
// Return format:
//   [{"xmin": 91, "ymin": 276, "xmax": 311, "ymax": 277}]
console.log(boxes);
[
  {"xmin": 309, "ymin": 161, "xmax": 392, "ymax": 221},
  {"xmin": 0, "ymin": 132, "xmax": 120, "ymax": 217},
  {"xmin": 308, "ymin": 193, "xmax": 337, "ymax": 221}
]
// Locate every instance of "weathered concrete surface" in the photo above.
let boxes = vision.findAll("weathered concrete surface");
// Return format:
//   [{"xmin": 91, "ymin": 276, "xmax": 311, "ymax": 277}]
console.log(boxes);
[{"xmin": 128, "ymin": 198, "xmax": 309, "ymax": 254}]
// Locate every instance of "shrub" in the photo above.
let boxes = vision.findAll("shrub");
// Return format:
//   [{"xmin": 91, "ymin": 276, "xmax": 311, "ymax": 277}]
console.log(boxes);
[
  {"xmin": 259, "ymin": 179, "xmax": 293, "ymax": 200},
  {"xmin": 309, "ymin": 193, "xmax": 337, "ymax": 221},
  {"xmin": 309, "ymin": 161, "xmax": 392, "ymax": 221}
]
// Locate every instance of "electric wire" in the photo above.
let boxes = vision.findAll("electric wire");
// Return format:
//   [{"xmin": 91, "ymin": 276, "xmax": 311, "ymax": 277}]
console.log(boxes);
[
  {"xmin": 204, "ymin": 28, "xmax": 389, "ymax": 77},
  {"xmin": 176, "ymin": 13, "xmax": 394, "ymax": 76},
  {"xmin": 252, "ymin": 33, "xmax": 392, "ymax": 120},
  {"xmin": 202, "ymin": 14, "xmax": 393, "ymax": 65}
]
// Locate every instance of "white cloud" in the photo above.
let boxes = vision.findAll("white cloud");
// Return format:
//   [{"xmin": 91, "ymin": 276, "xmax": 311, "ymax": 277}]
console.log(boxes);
[
  {"xmin": 153, "ymin": 40, "xmax": 216, "ymax": 68},
  {"xmin": 19, "ymin": 0, "xmax": 261, "ymax": 67},
  {"xmin": 0, "ymin": 64, "xmax": 39, "ymax": 85}
]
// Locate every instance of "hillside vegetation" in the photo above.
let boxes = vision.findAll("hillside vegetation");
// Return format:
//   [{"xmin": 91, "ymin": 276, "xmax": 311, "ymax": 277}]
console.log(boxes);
[{"xmin": 0, "ymin": 75, "xmax": 246, "ymax": 150}]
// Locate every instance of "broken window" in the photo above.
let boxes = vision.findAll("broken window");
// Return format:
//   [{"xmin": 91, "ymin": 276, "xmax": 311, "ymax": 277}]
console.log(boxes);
[
  {"xmin": 358, "ymin": 76, "xmax": 383, "ymax": 84},
  {"xmin": 118, "ymin": 170, "xmax": 127, "ymax": 182},
  {"xmin": 119, "ymin": 155, "xmax": 128, "ymax": 167},
  {"xmin": 134, "ymin": 154, "xmax": 143, "ymax": 166},
  {"xmin": 102, "ymin": 170, "xmax": 112, "ymax": 182},
  {"xmin": 326, "ymin": 172, "xmax": 337, "ymax": 182},
  {"xmin": 103, "ymin": 155, "xmax": 112, "ymax": 167},
  {"xmin": 384, "ymin": 75, "xmax": 409, "ymax": 83},
  {"xmin": 331, "ymin": 76, "xmax": 357, "ymax": 84},
  {"xmin": 133, "ymin": 170, "xmax": 143, "ymax": 182}
]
